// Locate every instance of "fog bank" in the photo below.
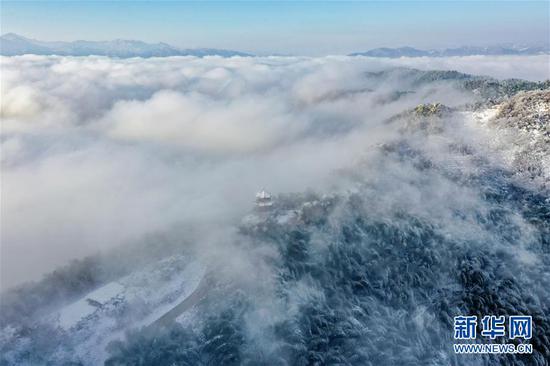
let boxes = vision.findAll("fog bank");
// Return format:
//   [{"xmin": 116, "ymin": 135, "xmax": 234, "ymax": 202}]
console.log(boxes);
[{"xmin": 1, "ymin": 54, "xmax": 548, "ymax": 288}]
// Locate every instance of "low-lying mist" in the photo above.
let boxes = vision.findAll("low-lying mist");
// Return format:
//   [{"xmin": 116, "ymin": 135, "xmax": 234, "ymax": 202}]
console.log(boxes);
[
  {"xmin": 1, "ymin": 54, "xmax": 550, "ymax": 365},
  {"xmin": 0, "ymin": 54, "xmax": 547, "ymax": 289}
]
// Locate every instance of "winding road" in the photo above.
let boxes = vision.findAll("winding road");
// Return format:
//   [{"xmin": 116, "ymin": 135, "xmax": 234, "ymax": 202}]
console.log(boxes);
[{"xmin": 149, "ymin": 274, "xmax": 211, "ymax": 328}]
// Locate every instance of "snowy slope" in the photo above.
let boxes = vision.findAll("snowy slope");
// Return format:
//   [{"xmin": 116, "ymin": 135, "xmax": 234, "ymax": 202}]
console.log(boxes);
[
  {"xmin": 2, "ymin": 255, "xmax": 206, "ymax": 366},
  {"xmin": 55, "ymin": 282, "xmax": 125, "ymax": 330}
]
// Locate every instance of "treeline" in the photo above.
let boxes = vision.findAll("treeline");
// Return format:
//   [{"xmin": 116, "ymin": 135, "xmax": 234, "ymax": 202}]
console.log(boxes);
[
  {"xmin": 0, "ymin": 229, "xmax": 190, "ymax": 327},
  {"xmin": 106, "ymin": 305, "xmax": 247, "ymax": 366}
]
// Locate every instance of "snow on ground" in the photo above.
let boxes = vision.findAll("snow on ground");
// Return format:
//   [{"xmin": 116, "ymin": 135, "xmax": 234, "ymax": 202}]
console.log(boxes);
[
  {"xmin": 276, "ymin": 210, "xmax": 298, "ymax": 225},
  {"xmin": 470, "ymin": 107, "xmax": 499, "ymax": 125},
  {"xmin": 134, "ymin": 260, "xmax": 205, "ymax": 327},
  {"xmin": 175, "ymin": 306, "xmax": 200, "ymax": 327},
  {"xmin": 462, "ymin": 104, "xmax": 550, "ymax": 194},
  {"xmin": 32, "ymin": 254, "xmax": 206, "ymax": 365},
  {"xmin": 55, "ymin": 282, "xmax": 125, "ymax": 330}
]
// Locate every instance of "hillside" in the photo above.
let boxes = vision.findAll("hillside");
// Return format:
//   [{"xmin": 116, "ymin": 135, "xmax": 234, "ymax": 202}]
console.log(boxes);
[{"xmin": 1, "ymin": 66, "xmax": 549, "ymax": 365}]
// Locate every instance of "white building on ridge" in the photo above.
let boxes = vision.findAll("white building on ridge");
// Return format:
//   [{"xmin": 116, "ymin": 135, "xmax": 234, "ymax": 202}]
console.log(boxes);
[{"xmin": 256, "ymin": 190, "xmax": 273, "ymax": 208}]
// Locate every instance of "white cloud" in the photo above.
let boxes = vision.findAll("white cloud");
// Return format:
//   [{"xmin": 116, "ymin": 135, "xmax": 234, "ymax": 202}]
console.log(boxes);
[
  {"xmin": 372, "ymin": 54, "xmax": 550, "ymax": 81},
  {"xmin": 0, "ymin": 54, "xmax": 547, "ymax": 288},
  {"xmin": 101, "ymin": 89, "xmax": 305, "ymax": 153}
]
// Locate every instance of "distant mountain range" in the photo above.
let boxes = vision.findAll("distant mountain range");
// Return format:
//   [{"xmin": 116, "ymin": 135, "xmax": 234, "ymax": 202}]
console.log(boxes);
[
  {"xmin": 2, "ymin": 33, "xmax": 548, "ymax": 58},
  {"xmin": 349, "ymin": 45, "xmax": 550, "ymax": 58},
  {"xmin": 0, "ymin": 33, "xmax": 253, "ymax": 58}
]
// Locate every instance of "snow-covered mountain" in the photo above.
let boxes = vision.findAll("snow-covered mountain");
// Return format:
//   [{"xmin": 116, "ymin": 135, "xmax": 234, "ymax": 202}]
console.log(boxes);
[
  {"xmin": 4, "ymin": 33, "xmax": 547, "ymax": 59},
  {"xmin": 1, "ymin": 60, "xmax": 549, "ymax": 365},
  {"xmin": 350, "ymin": 46, "xmax": 436, "ymax": 58},
  {"xmin": 350, "ymin": 45, "xmax": 550, "ymax": 57},
  {"xmin": 0, "ymin": 33, "xmax": 253, "ymax": 57}
]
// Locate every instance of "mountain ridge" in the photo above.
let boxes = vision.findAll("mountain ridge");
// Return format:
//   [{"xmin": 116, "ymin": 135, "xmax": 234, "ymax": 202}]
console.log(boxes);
[
  {"xmin": 350, "ymin": 45, "xmax": 550, "ymax": 57},
  {"xmin": 3, "ymin": 33, "xmax": 549, "ymax": 58},
  {"xmin": 0, "ymin": 33, "xmax": 253, "ymax": 58}
]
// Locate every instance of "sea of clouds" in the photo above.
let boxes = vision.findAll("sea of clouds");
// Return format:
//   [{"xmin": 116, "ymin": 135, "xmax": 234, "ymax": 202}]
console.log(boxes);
[{"xmin": 1, "ymin": 54, "xmax": 548, "ymax": 289}]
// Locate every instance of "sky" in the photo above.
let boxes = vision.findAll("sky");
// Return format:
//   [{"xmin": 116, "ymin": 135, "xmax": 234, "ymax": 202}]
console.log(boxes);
[{"xmin": 1, "ymin": 1, "xmax": 549, "ymax": 55}]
